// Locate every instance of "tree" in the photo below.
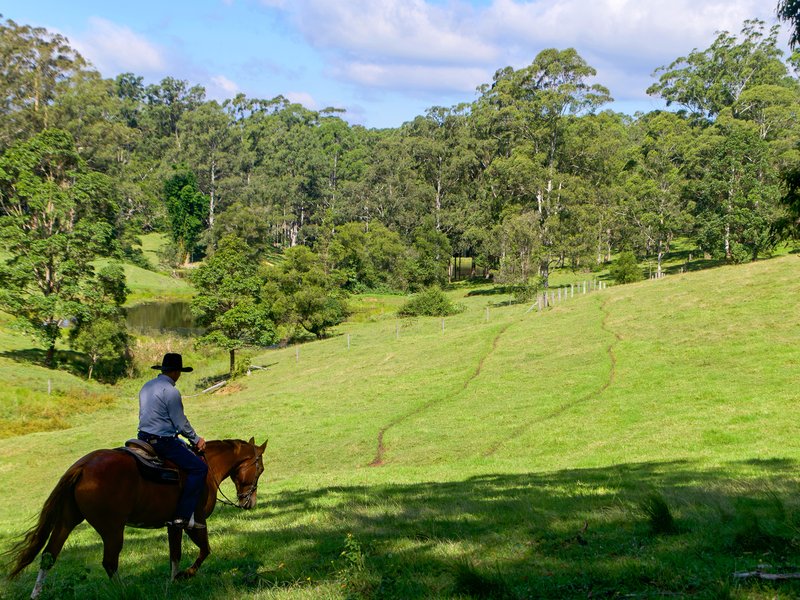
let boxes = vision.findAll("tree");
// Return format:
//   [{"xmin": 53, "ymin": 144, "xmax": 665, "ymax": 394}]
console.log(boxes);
[
  {"xmin": 0, "ymin": 17, "xmax": 87, "ymax": 148},
  {"xmin": 647, "ymin": 20, "xmax": 789, "ymax": 121},
  {"xmin": 191, "ymin": 235, "xmax": 277, "ymax": 374},
  {"xmin": 72, "ymin": 318, "xmax": 129, "ymax": 381},
  {"xmin": 0, "ymin": 129, "xmax": 120, "ymax": 366},
  {"xmin": 777, "ymin": 0, "xmax": 800, "ymax": 47},
  {"xmin": 407, "ymin": 220, "xmax": 451, "ymax": 290},
  {"xmin": 175, "ymin": 101, "xmax": 236, "ymax": 227},
  {"xmin": 70, "ymin": 261, "xmax": 130, "ymax": 381},
  {"xmin": 328, "ymin": 221, "xmax": 409, "ymax": 291},
  {"xmin": 624, "ymin": 112, "xmax": 693, "ymax": 276},
  {"xmin": 478, "ymin": 48, "xmax": 612, "ymax": 287},
  {"xmin": 687, "ymin": 115, "xmax": 784, "ymax": 261},
  {"xmin": 163, "ymin": 168, "xmax": 209, "ymax": 264},
  {"xmin": 263, "ymin": 245, "xmax": 348, "ymax": 339},
  {"xmin": 496, "ymin": 212, "xmax": 543, "ymax": 301}
]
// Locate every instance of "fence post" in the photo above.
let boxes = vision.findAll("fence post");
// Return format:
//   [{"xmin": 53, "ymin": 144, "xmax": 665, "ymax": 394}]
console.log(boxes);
[
  {"xmin": 295, "ymin": 347, "xmax": 299, "ymax": 363},
  {"xmin": 347, "ymin": 333, "xmax": 351, "ymax": 349}
]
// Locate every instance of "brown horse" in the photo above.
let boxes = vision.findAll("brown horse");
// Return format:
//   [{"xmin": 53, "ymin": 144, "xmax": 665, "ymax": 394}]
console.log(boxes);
[{"xmin": 7, "ymin": 437, "xmax": 267, "ymax": 598}]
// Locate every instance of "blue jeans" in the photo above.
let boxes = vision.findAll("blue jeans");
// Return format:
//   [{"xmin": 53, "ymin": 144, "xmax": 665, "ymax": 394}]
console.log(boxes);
[{"xmin": 138, "ymin": 432, "xmax": 208, "ymax": 519}]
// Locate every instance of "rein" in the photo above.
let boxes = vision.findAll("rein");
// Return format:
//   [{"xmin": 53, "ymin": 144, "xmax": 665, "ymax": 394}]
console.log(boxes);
[{"xmin": 205, "ymin": 448, "xmax": 260, "ymax": 509}]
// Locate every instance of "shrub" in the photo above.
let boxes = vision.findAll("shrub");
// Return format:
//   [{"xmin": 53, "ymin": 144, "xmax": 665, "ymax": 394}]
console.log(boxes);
[
  {"xmin": 398, "ymin": 287, "xmax": 462, "ymax": 317},
  {"xmin": 611, "ymin": 251, "xmax": 644, "ymax": 284}
]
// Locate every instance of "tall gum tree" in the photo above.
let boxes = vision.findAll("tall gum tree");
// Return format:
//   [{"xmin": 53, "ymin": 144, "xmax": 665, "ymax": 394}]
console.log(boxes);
[{"xmin": 478, "ymin": 48, "xmax": 611, "ymax": 287}]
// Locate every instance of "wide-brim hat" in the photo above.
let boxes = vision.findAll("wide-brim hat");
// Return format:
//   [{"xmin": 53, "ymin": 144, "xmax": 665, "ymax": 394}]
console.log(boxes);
[{"xmin": 151, "ymin": 352, "xmax": 193, "ymax": 372}]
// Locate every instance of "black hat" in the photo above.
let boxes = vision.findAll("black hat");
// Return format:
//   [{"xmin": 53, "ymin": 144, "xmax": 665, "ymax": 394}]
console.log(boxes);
[{"xmin": 152, "ymin": 353, "xmax": 193, "ymax": 372}]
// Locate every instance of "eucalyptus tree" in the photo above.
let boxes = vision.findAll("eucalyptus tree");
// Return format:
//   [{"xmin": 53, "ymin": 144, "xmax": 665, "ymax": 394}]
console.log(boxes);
[
  {"xmin": 560, "ymin": 110, "xmax": 630, "ymax": 268},
  {"xmin": 52, "ymin": 70, "xmax": 140, "ymax": 173},
  {"xmin": 316, "ymin": 110, "xmax": 368, "ymax": 231},
  {"xmin": 405, "ymin": 105, "xmax": 479, "ymax": 234},
  {"xmin": 143, "ymin": 77, "xmax": 205, "ymax": 144},
  {"xmin": 687, "ymin": 114, "xmax": 784, "ymax": 261},
  {"xmin": 175, "ymin": 100, "xmax": 237, "ymax": 227},
  {"xmin": 349, "ymin": 129, "xmax": 427, "ymax": 236},
  {"xmin": 249, "ymin": 100, "xmax": 326, "ymax": 247},
  {"xmin": 0, "ymin": 129, "xmax": 122, "ymax": 366},
  {"xmin": 647, "ymin": 20, "xmax": 790, "ymax": 121},
  {"xmin": 623, "ymin": 111, "xmax": 694, "ymax": 275},
  {"xmin": 649, "ymin": 19, "xmax": 796, "ymax": 261},
  {"xmin": 0, "ymin": 16, "xmax": 86, "ymax": 148},
  {"xmin": 777, "ymin": 0, "xmax": 800, "ymax": 47},
  {"xmin": 477, "ymin": 48, "xmax": 612, "ymax": 287}
]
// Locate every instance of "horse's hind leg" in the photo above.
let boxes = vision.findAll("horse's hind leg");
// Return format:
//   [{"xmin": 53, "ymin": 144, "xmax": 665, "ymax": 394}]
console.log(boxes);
[
  {"xmin": 95, "ymin": 523, "xmax": 125, "ymax": 578},
  {"xmin": 174, "ymin": 527, "xmax": 210, "ymax": 579},
  {"xmin": 31, "ymin": 504, "xmax": 84, "ymax": 598}
]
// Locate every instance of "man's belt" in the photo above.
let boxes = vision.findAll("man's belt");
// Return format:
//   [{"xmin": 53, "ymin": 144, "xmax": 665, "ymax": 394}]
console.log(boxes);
[{"xmin": 138, "ymin": 431, "xmax": 177, "ymax": 442}]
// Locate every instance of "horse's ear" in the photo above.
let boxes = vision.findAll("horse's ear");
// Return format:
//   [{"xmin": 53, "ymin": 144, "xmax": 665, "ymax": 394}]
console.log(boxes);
[
  {"xmin": 259, "ymin": 439, "xmax": 268, "ymax": 453},
  {"xmin": 248, "ymin": 436, "xmax": 255, "ymax": 445}
]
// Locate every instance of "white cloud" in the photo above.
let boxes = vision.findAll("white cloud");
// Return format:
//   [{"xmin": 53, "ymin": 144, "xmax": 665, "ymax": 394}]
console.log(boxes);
[
  {"xmin": 261, "ymin": 0, "xmax": 784, "ymax": 101},
  {"xmin": 285, "ymin": 91, "xmax": 318, "ymax": 109},
  {"xmin": 294, "ymin": 0, "xmax": 497, "ymax": 65},
  {"xmin": 72, "ymin": 17, "xmax": 166, "ymax": 75},
  {"xmin": 210, "ymin": 74, "xmax": 240, "ymax": 95},
  {"xmin": 338, "ymin": 63, "xmax": 489, "ymax": 94}
]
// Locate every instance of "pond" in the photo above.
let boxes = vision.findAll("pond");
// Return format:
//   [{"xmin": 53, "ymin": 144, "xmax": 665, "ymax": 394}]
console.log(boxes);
[{"xmin": 126, "ymin": 301, "xmax": 204, "ymax": 337}]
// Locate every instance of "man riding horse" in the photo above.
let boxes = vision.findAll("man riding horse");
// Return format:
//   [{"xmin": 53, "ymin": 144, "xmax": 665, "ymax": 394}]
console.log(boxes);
[{"xmin": 138, "ymin": 353, "xmax": 208, "ymax": 529}]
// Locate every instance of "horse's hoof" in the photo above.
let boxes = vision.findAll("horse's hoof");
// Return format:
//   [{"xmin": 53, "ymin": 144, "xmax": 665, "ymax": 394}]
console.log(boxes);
[{"xmin": 175, "ymin": 569, "xmax": 196, "ymax": 580}]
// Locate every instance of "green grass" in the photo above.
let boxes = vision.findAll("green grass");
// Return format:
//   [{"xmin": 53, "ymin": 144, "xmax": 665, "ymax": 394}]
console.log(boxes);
[
  {"xmin": 121, "ymin": 262, "xmax": 194, "ymax": 305},
  {"xmin": 2, "ymin": 255, "xmax": 800, "ymax": 598}
]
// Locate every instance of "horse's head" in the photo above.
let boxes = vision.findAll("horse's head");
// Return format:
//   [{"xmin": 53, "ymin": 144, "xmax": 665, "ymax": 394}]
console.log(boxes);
[{"xmin": 231, "ymin": 437, "xmax": 267, "ymax": 509}]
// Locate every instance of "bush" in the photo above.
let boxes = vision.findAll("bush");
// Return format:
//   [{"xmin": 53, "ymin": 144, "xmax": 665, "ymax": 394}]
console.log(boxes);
[
  {"xmin": 398, "ymin": 287, "xmax": 462, "ymax": 317},
  {"xmin": 610, "ymin": 251, "xmax": 643, "ymax": 284}
]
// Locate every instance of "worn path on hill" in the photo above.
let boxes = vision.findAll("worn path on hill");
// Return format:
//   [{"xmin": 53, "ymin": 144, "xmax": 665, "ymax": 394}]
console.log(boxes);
[
  {"xmin": 369, "ymin": 320, "xmax": 515, "ymax": 466},
  {"xmin": 483, "ymin": 297, "xmax": 621, "ymax": 456}
]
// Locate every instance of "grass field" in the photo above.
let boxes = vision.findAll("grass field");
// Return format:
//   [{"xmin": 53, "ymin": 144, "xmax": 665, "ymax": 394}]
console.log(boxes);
[{"xmin": 1, "ymin": 254, "xmax": 800, "ymax": 598}]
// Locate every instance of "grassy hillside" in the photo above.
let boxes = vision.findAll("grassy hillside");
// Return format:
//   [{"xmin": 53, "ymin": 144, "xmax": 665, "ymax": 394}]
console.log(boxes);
[{"xmin": 1, "ymin": 256, "xmax": 800, "ymax": 598}]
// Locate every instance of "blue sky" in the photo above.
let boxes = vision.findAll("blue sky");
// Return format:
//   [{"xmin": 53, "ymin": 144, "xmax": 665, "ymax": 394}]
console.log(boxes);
[{"xmin": 4, "ymin": 0, "xmax": 787, "ymax": 128}]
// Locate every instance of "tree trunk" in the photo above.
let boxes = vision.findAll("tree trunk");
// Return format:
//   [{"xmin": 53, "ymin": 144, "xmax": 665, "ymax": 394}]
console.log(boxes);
[
  {"xmin": 209, "ymin": 159, "xmax": 216, "ymax": 227},
  {"xmin": 46, "ymin": 344, "xmax": 55, "ymax": 368},
  {"xmin": 229, "ymin": 349, "xmax": 235, "ymax": 375}
]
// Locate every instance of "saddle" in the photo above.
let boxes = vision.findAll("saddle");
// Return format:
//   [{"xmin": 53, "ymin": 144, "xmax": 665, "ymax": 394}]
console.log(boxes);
[{"xmin": 120, "ymin": 439, "xmax": 180, "ymax": 484}]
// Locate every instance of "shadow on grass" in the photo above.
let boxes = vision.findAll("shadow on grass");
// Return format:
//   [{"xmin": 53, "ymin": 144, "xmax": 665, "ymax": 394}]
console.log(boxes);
[
  {"xmin": 4, "ymin": 459, "xmax": 800, "ymax": 599},
  {"xmin": 466, "ymin": 286, "xmax": 510, "ymax": 297},
  {"xmin": 0, "ymin": 348, "xmax": 88, "ymax": 379}
]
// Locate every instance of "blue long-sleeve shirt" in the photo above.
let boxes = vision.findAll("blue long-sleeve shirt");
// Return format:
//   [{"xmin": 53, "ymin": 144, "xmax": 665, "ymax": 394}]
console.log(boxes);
[{"xmin": 138, "ymin": 373, "xmax": 200, "ymax": 444}]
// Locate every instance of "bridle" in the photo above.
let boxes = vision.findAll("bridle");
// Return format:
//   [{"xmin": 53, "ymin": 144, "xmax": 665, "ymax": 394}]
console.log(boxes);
[{"xmin": 210, "ymin": 450, "xmax": 263, "ymax": 509}]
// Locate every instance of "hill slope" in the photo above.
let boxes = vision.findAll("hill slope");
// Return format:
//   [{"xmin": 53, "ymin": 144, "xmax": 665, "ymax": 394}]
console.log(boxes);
[{"xmin": 1, "ymin": 256, "xmax": 800, "ymax": 599}]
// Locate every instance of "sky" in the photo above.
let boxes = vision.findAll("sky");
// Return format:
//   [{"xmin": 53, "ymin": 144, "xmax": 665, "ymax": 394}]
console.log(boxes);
[{"xmin": 4, "ymin": 0, "xmax": 790, "ymax": 129}]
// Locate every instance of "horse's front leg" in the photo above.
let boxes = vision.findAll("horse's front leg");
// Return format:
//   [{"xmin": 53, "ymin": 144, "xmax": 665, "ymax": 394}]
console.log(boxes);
[
  {"xmin": 174, "ymin": 526, "xmax": 211, "ymax": 579},
  {"xmin": 167, "ymin": 525, "xmax": 183, "ymax": 580}
]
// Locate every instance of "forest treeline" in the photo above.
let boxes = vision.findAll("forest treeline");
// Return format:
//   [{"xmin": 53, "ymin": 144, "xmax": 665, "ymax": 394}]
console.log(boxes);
[{"xmin": 1, "ymin": 15, "xmax": 799, "ymax": 378}]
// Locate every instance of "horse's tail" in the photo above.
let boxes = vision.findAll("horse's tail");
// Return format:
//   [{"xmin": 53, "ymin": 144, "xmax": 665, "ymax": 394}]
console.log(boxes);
[{"xmin": 5, "ymin": 460, "xmax": 84, "ymax": 579}]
